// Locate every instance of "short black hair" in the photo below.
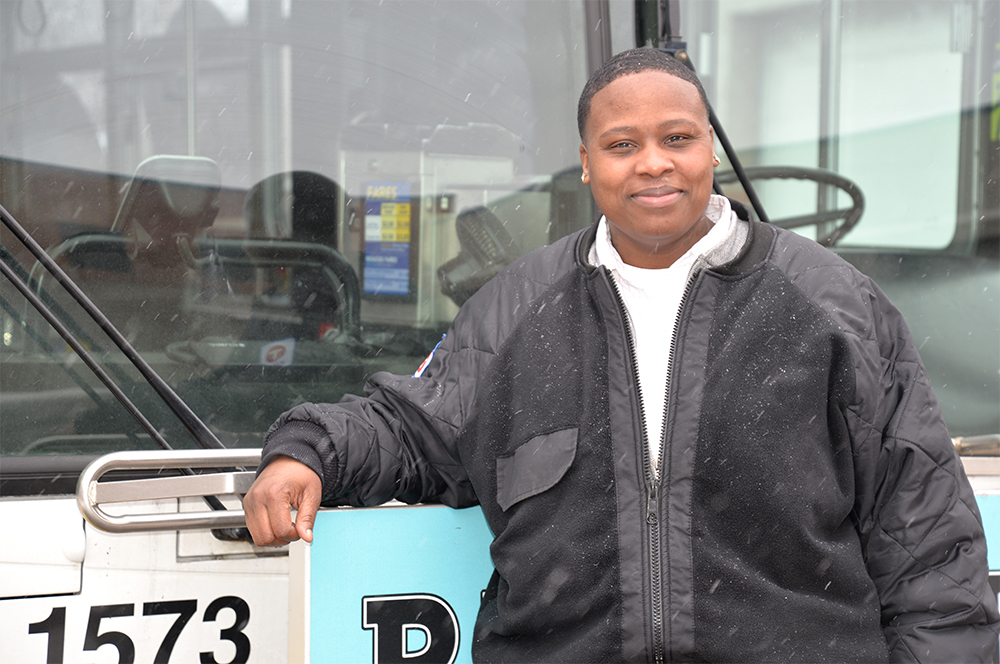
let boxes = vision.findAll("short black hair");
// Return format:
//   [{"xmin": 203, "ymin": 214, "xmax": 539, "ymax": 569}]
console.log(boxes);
[{"xmin": 577, "ymin": 47, "xmax": 711, "ymax": 141}]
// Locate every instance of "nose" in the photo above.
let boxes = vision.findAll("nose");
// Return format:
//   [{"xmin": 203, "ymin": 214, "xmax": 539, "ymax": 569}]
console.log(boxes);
[{"xmin": 635, "ymin": 144, "xmax": 674, "ymax": 177}]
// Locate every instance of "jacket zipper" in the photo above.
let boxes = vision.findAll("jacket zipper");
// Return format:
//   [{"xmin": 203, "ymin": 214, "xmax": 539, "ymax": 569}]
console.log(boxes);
[
  {"xmin": 604, "ymin": 271, "xmax": 665, "ymax": 664},
  {"xmin": 605, "ymin": 265, "xmax": 701, "ymax": 664},
  {"xmin": 655, "ymin": 270, "xmax": 699, "ymax": 661}
]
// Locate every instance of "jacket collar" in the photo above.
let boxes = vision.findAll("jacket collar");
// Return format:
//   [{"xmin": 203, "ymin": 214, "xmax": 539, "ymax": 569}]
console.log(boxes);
[{"xmin": 574, "ymin": 197, "xmax": 770, "ymax": 277}]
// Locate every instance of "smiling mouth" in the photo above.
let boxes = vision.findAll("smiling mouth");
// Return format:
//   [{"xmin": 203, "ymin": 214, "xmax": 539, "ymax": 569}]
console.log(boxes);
[{"xmin": 632, "ymin": 187, "xmax": 682, "ymax": 206}]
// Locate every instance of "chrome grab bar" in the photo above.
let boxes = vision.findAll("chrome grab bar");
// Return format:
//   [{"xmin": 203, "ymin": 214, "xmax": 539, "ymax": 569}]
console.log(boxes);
[
  {"xmin": 73, "ymin": 445, "xmax": 1000, "ymax": 535},
  {"xmin": 77, "ymin": 449, "xmax": 261, "ymax": 533},
  {"xmin": 953, "ymin": 434, "xmax": 1000, "ymax": 457}
]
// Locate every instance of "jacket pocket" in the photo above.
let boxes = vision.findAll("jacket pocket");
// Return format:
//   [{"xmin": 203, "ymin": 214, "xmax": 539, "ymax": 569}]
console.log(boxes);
[{"xmin": 496, "ymin": 428, "xmax": 578, "ymax": 511}]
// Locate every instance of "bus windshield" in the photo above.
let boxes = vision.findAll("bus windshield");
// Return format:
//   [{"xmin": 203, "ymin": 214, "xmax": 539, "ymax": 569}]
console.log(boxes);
[{"xmin": 1, "ymin": 0, "xmax": 996, "ymax": 487}]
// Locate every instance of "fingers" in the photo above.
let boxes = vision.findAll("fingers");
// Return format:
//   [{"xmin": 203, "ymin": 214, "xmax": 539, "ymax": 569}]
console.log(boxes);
[
  {"xmin": 294, "ymin": 482, "xmax": 321, "ymax": 543},
  {"xmin": 243, "ymin": 456, "xmax": 322, "ymax": 547},
  {"xmin": 243, "ymin": 480, "xmax": 292, "ymax": 547}
]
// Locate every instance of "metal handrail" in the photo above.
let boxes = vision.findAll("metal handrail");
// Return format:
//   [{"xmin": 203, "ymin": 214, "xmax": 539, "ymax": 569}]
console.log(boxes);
[
  {"xmin": 70, "ymin": 443, "xmax": 1000, "ymax": 536},
  {"xmin": 77, "ymin": 449, "xmax": 262, "ymax": 533},
  {"xmin": 195, "ymin": 237, "xmax": 362, "ymax": 340},
  {"xmin": 43, "ymin": 233, "xmax": 362, "ymax": 340},
  {"xmin": 953, "ymin": 434, "xmax": 1000, "ymax": 457}
]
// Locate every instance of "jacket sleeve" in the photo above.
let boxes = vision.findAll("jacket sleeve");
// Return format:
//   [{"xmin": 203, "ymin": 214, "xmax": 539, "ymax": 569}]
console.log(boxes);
[
  {"xmin": 849, "ymin": 276, "xmax": 999, "ymax": 662},
  {"xmin": 256, "ymin": 232, "xmax": 580, "ymax": 508},
  {"xmin": 257, "ymin": 270, "xmax": 513, "ymax": 509}
]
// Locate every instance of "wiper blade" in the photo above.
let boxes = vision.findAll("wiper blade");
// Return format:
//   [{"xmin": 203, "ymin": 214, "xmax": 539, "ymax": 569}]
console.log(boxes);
[
  {"xmin": 0, "ymin": 202, "xmax": 224, "ymax": 450},
  {"xmin": 0, "ymin": 246, "xmax": 175, "ymax": 451}
]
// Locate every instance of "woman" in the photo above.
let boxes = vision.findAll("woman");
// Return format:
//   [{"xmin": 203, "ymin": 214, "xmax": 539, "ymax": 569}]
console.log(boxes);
[{"xmin": 245, "ymin": 48, "xmax": 998, "ymax": 662}]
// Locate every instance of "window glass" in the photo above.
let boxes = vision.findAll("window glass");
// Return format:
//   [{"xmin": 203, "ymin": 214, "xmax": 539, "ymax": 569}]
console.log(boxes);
[
  {"xmin": 837, "ymin": 1, "xmax": 964, "ymax": 248},
  {"xmin": 0, "ymin": 224, "xmax": 203, "ymax": 457},
  {"xmin": 695, "ymin": 0, "xmax": 971, "ymax": 249},
  {"xmin": 2, "ymin": 0, "xmax": 995, "ymax": 474},
  {"xmin": 0, "ymin": 0, "xmax": 594, "ymax": 473},
  {"xmin": 682, "ymin": 0, "xmax": 999, "ymax": 437}
]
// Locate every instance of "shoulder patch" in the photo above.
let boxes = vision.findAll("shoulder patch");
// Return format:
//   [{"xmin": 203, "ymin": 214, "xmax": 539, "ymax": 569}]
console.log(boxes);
[{"xmin": 414, "ymin": 334, "xmax": 446, "ymax": 377}]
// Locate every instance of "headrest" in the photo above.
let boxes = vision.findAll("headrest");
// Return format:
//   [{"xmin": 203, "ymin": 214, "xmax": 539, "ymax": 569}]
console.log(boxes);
[{"xmin": 111, "ymin": 155, "xmax": 222, "ymax": 239}]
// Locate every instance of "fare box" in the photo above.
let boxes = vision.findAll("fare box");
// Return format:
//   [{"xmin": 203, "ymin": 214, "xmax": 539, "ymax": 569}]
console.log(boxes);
[{"xmin": 289, "ymin": 504, "xmax": 494, "ymax": 664}]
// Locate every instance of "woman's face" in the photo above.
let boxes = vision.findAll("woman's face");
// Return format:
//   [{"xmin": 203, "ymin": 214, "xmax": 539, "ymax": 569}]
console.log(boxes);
[{"xmin": 580, "ymin": 71, "xmax": 716, "ymax": 269}]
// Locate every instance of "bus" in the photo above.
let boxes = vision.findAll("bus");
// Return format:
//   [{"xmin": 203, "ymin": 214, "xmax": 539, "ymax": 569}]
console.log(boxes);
[{"xmin": 1, "ymin": 1, "xmax": 997, "ymax": 661}]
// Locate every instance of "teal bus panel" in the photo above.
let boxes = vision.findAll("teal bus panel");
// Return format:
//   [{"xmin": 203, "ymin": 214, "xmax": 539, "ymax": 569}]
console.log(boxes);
[
  {"xmin": 310, "ymin": 505, "xmax": 494, "ymax": 663},
  {"xmin": 307, "ymin": 496, "xmax": 997, "ymax": 662},
  {"xmin": 977, "ymin": 494, "xmax": 999, "ymax": 571}
]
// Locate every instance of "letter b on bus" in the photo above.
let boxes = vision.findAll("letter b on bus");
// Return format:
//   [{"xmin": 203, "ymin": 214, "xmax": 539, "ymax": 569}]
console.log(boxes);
[{"xmin": 362, "ymin": 594, "xmax": 460, "ymax": 663}]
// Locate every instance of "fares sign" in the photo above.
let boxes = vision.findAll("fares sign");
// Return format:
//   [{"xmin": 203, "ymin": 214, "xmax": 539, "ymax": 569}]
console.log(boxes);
[
  {"xmin": 301, "ymin": 505, "xmax": 493, "ymax": 663},
  {"xmin": 364, "ymin": 182, "xmax": 412, "ymax": 297}
]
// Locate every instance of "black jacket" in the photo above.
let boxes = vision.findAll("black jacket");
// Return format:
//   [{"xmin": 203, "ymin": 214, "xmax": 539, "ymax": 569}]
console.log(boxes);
[{"xmin": 262, "ymin": 217, "xmax": 999, "ymax": 662}]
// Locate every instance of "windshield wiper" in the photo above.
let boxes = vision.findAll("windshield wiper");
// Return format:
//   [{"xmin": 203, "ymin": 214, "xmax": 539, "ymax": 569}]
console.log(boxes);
[{"xmin": 0, "ymin": 202, "xmax": 225, "ymax": 451}]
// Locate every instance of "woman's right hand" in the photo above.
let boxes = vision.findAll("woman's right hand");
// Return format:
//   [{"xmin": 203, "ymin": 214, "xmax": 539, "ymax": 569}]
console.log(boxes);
[{"xmin": 242, "ymin": 455, "xmax": 322, "ymax": 547}]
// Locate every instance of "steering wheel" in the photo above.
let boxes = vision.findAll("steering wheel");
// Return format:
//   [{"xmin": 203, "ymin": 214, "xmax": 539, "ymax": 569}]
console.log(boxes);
[{"xmin": 715, "ymin": 166, "xmax": 865, "ymax": 247}]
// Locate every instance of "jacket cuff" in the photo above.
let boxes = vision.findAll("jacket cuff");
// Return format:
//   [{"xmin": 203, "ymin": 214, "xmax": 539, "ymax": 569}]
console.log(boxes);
[{"xmin": 258, "ymin": 420, "xmax": 336, "ymax": 490}]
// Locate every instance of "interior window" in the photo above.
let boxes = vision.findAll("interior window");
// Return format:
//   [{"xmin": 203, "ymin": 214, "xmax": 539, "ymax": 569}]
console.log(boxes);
[
  {"xmin": 681, "ymin": 0, "xmax": 998, "ymax": 437},
  {"xmin": 694, "ymin": 0, "xmax": 973, "ymax": 250}
]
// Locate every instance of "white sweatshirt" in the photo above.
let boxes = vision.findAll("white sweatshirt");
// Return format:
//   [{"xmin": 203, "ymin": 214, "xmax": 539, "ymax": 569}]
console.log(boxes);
[{"xmin": 590, "ymin": 195, "xmax": 740, "ymax": 473}]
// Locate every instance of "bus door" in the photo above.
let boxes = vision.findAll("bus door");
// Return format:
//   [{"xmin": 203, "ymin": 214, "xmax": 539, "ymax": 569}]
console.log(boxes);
[{"xmin": 0, "ymin": 1, "xmax": 609, "ymax": 661}]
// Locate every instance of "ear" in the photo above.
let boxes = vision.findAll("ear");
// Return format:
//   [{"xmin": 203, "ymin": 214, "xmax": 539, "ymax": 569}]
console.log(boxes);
[
  {"xmin": 579, "ymin": 143, "xmax": 590, "ymax": 184},
  {"xmin": 709, "ymin": 127, "xmax": 720, "ymax": 166}
]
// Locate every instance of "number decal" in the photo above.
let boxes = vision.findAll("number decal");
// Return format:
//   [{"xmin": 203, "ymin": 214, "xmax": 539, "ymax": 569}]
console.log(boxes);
[
  {"xmin": 83, "ymin": 604, "xmax": 136, "ymax": 664},
  {"xmin": 28, "ymin": 606, "xmax": 66, "ymax": 664},
  {"xmin": 200, "ymin": 596, "xmax": 251, "ymax": 664},
  {"xmin": 143, "ymin": 600, "xmax": 197, "ymax": 664},
  {"xmin": 23, "ymin": 597, "xmax": 251, "ymax": 663}
]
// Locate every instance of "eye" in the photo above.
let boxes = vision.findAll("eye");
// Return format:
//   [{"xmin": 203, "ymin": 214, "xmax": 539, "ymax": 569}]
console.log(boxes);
[
  {"xmin": 665, "ymin": 134, "xmax": 688, "ymax": 144},
  {"xmin": 609, "ymin": 140, "xmax": 634, "ymax": 149}
]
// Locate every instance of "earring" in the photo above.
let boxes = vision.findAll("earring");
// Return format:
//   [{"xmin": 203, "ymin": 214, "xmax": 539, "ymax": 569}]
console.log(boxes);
[
  {"xmin": 712, "ymin": 154, "xmax": 721, "ymax": 167},
  {"xmin": 581, "ymin": 172, "xmax": 588, "ymax": 183}
]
